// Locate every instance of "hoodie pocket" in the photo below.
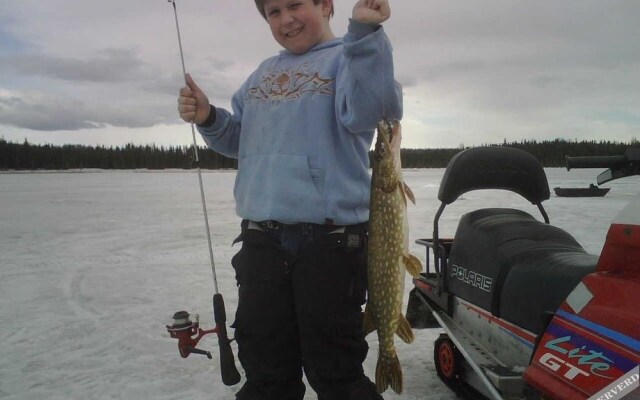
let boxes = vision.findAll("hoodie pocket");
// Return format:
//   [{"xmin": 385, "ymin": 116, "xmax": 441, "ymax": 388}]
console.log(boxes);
[{"xmin": 235, "ymin": 154, "xmax": 326, "ymax": 222}]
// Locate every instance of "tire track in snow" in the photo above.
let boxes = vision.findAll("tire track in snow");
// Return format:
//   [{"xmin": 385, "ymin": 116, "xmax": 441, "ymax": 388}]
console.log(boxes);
[{"xmin": 67, "ymin": 265, "xmax": 102, "ymax": 319}]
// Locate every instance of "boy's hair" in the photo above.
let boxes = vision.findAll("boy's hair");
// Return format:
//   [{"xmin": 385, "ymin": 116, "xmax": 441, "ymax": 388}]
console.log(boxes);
[{"xmin": 254, "ymin": 0, "xmax": 334, "ymax": 20}]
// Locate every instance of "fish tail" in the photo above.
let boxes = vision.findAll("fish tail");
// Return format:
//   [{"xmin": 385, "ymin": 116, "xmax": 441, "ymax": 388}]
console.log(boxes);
[{"xmin": 375, "ymin": 351, "xmax": 403, "ymax": 394}]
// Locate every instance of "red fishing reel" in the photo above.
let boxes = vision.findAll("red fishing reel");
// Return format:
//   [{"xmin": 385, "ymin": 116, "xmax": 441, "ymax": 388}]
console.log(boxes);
[
  {"xmin": 166, "ymin": 311, "xmax": 216, "ymax": 359},
  {"xmin": 165, "ymin": 294, "xmax": 241, "ymax": 386}
]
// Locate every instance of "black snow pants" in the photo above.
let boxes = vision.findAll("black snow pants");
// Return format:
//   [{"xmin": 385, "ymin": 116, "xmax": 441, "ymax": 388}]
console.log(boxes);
[{"xmin": 231, "ymin": 220, "xmax": 383, "ymax": 400}]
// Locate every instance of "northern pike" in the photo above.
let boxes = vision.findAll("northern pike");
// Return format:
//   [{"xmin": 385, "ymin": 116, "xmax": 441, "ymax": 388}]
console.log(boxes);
[{"xmin": 364, "ymin": 119, "xmax": 422, "ymax": 394}]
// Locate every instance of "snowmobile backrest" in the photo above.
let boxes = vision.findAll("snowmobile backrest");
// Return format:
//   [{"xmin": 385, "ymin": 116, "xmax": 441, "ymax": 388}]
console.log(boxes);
[{"xmin": 438, "ymin": 146, "xmax": 550, "ymax": 205}]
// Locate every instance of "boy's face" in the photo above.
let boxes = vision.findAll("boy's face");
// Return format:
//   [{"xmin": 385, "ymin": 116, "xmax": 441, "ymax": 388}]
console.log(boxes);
[{"xmin": 263, "ymin": 0, "xmax": 333, "ymax": 54}]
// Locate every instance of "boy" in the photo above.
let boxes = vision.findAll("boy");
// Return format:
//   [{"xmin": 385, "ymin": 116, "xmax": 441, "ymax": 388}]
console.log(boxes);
[{"xmin": 178, "ymin": 0, "xmax": 402, "ymax": 399}]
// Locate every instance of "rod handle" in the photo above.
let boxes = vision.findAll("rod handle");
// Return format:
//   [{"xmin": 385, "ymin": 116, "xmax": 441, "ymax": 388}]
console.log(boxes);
[{"xmin": 213, "ymin": 293, "xmax": 241, "ymax": 386}]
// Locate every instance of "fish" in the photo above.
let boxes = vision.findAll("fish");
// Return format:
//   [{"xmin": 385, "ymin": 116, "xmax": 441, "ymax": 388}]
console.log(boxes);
[{"xmin": 364, "ymin": 119, "xmax": 422, "ymax": 394}]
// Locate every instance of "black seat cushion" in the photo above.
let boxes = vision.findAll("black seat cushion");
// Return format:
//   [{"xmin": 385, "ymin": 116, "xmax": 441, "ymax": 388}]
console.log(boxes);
[{"xmin": 447, "ymin": 208, "xmax": 597, "ymax": 334}]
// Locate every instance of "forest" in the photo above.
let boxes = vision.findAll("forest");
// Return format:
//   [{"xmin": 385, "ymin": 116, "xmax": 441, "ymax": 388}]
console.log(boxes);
[{"xmin": 0, "ymin": 137, "xmax": 636, "ymax": 170}]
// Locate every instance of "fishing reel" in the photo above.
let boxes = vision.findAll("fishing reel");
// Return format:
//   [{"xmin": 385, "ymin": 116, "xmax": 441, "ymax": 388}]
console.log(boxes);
[
  {"xmin": 165, "ymin": 294, "xmax": 241, "ymax": 386},
  {"xmin": 166, "ymin": 311, "xmax": 215, "ymax": 359}
]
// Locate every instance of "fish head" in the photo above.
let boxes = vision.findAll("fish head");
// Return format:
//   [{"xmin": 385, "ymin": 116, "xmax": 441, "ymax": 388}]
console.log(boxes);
[{"xmin": 372, "ymin": 119, "xmax": 401, "ymax": 189}]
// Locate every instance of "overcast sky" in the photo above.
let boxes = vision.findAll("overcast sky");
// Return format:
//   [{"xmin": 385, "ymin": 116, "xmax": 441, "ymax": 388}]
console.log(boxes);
[{"xmin": 1, "ymin": 0, "xmax": 639, "ymax": 149}]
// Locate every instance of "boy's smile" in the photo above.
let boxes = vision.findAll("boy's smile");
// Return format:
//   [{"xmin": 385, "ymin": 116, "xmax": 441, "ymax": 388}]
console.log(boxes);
[
  {"xmin": 285, "ymin": 28, "xmax": 303, "ymax": 38},
  {"xmin": 263, "ymin": 0, "xmax": 335, "ymax": 54}
]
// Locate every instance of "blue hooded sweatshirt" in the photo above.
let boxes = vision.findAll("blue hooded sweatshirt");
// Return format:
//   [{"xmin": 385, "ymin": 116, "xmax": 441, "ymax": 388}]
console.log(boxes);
[{"xmin": 198, "ymin": 20, "xmax": 403, "ymax": 225}]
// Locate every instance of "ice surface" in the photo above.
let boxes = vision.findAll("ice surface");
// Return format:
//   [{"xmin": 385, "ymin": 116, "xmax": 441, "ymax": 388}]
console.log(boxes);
[{"xmin": 1, "ymin": 168, "xmax": 637, "ymax": 400}]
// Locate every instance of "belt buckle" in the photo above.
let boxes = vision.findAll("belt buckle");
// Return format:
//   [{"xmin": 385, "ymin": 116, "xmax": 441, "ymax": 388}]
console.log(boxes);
[{"xmin": 263, "ymin": 220, "xmax": 279, "ymax": 230}]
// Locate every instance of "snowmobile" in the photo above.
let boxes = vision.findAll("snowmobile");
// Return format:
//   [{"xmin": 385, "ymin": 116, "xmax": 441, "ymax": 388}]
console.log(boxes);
[{"xmin": 406, "ymin": 146, "xmax": 640, "ymax": 399}]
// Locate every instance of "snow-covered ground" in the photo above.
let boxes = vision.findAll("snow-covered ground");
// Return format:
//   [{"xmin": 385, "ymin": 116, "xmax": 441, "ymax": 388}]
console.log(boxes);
[{"xmin": 1, "ymin": 168, "xmax": 638, "ymax": 400}]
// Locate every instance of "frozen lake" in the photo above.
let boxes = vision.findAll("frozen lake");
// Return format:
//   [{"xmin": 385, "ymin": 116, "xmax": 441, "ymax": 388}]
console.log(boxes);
[{"xmin": 1, "ymin": 168, "xmax": 638, "ymax": 400}]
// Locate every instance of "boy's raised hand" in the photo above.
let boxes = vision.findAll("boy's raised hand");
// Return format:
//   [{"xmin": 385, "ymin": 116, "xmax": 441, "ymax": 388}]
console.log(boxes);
[
  {"xmin": 352, "ymin": 0, "xmax": 391, "ymax": 24},
  {"xmin": 178, "ymin": 73, "xmax": 211, "ymax": 124}
]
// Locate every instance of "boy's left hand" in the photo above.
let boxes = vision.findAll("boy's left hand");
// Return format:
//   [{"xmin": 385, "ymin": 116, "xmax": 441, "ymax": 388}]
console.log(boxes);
[{"xmin": 352, "ymin": 0, "xmax": 391, "ymax": 24}]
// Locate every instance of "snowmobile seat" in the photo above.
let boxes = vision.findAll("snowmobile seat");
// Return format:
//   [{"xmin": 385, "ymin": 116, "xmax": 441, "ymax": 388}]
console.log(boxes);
[{"xmin": 447, "ymin": 207, "xmax": 597, "ymax": 334}]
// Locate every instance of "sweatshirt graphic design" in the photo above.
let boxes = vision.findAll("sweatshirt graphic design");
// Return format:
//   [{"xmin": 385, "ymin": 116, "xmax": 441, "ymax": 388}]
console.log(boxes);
[{"xmin": 247, "ymin": 63, "xmax": 335, "ymax": 102}]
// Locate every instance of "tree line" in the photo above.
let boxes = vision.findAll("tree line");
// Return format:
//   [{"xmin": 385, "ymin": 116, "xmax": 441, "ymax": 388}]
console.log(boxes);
[
  {"xmin": 0, "ymin": 137, "xmax": 636, "ymax": 170},
  {"xmin": 0, "ymin": 139, "xmax": 237, "ymax": 170},
  {"xmin": 401, "ymin": 138, "xmax": 636, "ymax": 168}
]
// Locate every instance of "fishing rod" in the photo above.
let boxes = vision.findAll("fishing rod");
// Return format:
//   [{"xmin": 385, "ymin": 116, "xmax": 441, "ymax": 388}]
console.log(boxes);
[{"xmin": 164, "ymin": 0, "xmax": 240, "ymax": 386}]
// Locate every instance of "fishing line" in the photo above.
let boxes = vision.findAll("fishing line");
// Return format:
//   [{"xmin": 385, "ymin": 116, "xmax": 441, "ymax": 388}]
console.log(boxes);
[{"xmin": 168, "ymin": 0, "xmax": 219, "ymax": 294}]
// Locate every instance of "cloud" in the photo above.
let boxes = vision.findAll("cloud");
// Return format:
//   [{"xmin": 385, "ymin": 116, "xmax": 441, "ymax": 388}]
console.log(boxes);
[
  {"xmin": 0, "ymin": 91, "xmax": 102, "ymax": 131},
  {"xmin": 0, "ymin": 89, "xmax": 176, "ymax": 131},
  {"xmin": 0, "ymin": 36, "xmax": 247, "ymax": 131},
  {"xmin": 0, "ymin": 48, "xmax": 144, "ymax": 83}
]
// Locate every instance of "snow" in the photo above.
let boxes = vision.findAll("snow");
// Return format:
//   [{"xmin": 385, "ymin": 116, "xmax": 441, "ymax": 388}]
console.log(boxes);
[{"xmin": 1, "ymin": 168, "xmax": 638, "ymax": 400}]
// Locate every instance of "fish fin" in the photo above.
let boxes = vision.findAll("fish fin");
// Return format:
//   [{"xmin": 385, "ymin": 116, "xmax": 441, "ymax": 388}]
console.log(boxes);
[
  {"xmin": 396, "ymin": 313, "xmax": 415, "ymax": 344},
  {"xmin": 376, "ymin": 352, "xmax": 403, "ymax": 394},
  {"xmin": 362, "ymin": 305, "xmax": 376, "ymax": 336},
  {"xmin": 402, "ymin": 253, "xmax": 422, "ymax": 278},
  {"xmin": 399, "ymin": 182, "xmax": 408, "ymax": 206},
  {"xmin": 403, "ymin": 181, "xmax": 416, "ymax": 205}
]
